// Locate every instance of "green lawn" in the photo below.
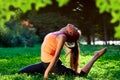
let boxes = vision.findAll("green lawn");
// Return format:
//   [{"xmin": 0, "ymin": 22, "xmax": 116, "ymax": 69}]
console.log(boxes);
[{"xmin": 0, "ymin": 45, "xmax": 120, "ymax": 80}]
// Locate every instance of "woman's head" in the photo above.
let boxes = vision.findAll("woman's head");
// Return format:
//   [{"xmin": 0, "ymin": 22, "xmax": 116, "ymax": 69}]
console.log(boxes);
[
  {"xmin": 63, "ymin": 24, "xmax": 81, "ymax": 73},
  {"xmin": 65, "ymin": 24, "xmax": 81, "ymax": 42}
]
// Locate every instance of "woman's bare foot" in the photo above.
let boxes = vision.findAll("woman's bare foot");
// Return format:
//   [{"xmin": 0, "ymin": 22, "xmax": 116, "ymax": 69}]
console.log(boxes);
[{"xmin": 94, "ymin": 47, "xmax": 107, "ymax": 59}]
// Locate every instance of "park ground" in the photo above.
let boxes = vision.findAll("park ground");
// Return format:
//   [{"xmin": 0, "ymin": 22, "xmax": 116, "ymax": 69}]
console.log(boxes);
[{"xmin": 0, "ymin": 45, "xmax": 120, "ymax": 80}]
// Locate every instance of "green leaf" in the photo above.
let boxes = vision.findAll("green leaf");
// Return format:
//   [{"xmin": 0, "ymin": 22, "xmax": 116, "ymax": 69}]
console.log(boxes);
[
  {"xmin": 35, "ymin": 0, "xmax": 46, "ymax": 11},
  {"xmin": 115, "ymin": 25, "xmax": 120, "ymax": 38},
  {"xmin": 57, "ymin": 0, "xmax": 69, "ymax": 7},
  {"xmin": 96, "ymin": 0, "xmax": 109, "ymax": 13},
  {"xmin": 110, "ymin": 11, "xmax": 120, "ymax": 23},
  {"xmin": 43, "ymin": 0, "xmax": 52, "ymax": 5}
]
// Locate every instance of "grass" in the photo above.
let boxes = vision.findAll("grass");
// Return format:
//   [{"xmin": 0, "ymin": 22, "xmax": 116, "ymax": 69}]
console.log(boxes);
[{"xmin": 0, "ymin": 44, "xmax": 120, "ymax": 80}]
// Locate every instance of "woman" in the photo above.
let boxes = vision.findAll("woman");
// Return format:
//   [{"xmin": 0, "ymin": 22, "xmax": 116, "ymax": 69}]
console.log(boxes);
[{"xmin": 18, "ymin": 23, "xmax": 107, "ymax": 79}]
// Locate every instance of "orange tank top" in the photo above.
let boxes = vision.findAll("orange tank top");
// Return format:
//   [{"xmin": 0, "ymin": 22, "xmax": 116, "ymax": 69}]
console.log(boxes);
[{"xmin": 41, "ymin": 32, "xmax": 63, "ymax": 63}]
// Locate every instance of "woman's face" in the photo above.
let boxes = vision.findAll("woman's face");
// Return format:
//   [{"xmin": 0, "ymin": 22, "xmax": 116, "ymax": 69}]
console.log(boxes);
[{"xmin": 65, "ymin": 24, "xmax": 80, "ymax": 42}]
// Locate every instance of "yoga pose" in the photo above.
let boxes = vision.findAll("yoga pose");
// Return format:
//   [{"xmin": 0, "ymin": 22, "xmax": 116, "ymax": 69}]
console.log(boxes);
[{"xmin": 18, "ymin": 24, "xmax": 107, "ymax": 79}]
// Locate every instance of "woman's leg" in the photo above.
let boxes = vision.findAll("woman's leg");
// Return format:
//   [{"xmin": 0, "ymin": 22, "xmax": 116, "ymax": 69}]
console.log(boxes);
[
  {"xmin": 18, "ymin": 62, "xmax": 45, "ymax": 75},
  {"xmin": 79, "ymin": 47, "xmax": 107, "ymax": 76},
  {"xmin": 44, "ymin": 59, "xmax": 77, "ymax": 76},
  {"xmin": 49, "ymin": 48, "xmax": 106, "ymax": 76}
]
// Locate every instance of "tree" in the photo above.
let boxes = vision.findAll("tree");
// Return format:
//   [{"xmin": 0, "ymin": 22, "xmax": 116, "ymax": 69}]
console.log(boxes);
[
  {"xmin": 96, "ymin": 0, "xmax": 120, "ymax": 38},
  {"xmin": 0, "ymin": 0, "xmax": 69, "ymax": 29},
  {"xmin": 0, "ymin": 0, "xmax": 70, "ymax": 46},
  {"xmin": 21, "ymin": 10, "xmax": 78, "ymax": 42}
]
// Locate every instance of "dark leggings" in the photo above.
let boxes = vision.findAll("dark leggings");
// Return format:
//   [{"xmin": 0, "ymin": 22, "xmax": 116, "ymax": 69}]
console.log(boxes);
[{"xmin": 18, "ymin": 60, "xmax": 86, "ymax": 77}]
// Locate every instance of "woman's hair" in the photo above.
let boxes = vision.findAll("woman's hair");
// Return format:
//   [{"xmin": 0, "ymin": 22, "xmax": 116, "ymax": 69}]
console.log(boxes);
[
  {"xmin": 65, "ymin": 27, "xmax": 81, "ymax": 73},
  {"xmin": 66, "ymin": 41, "xmax": 79, "ymax": 73},
  {"xmin": 65, "ymin": 24, "xmax": 81, "ymax": 42},
  {"xmin": 63, "ymin": 24, "xmax": 81, "ymax": 73}
]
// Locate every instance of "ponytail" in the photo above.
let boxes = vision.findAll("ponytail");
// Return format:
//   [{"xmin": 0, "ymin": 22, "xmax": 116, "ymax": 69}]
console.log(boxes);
[
  {"xmin": 63, "ymin": 24, "xmax": 81, "ymax": 73},
  {"xmin": 65, "ymin": 41, "xmax": 79, "ymax": 73}
]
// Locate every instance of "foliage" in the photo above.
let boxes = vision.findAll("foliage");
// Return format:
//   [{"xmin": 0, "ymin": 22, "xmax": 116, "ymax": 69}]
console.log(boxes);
[
  {"xmin": 96, "ymin": 0, "xmax": 120, "ymax": 38},
  {"xmin": 0, "ymin": 17, "xmax": 39, "ymax": 47},
  {"xmin": 115, "ymin": 25, "xmax": 120, "ymax": 38},
  {"xmin": 56, "ymin": 0, "xmax": 69, "ymax": 7},
  {"xmin": 0, "ymin": 0, "xmax": 69, "ymax": 27},
  {"xmin": 0, "ymin": 0, "xmax": 70, "ymax": 46},
  {"xmin": 0, "ymin": 45, "xmax": 120, "ymax": 80}
]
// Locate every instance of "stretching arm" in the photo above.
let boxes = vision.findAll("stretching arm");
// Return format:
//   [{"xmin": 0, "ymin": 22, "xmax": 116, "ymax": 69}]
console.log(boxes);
[{"xmin": 44, "ymin": 34, "xmax": 66, "ymax": 79}]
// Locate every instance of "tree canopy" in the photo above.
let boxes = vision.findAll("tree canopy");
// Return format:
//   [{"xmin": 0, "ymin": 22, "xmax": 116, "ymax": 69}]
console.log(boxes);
[
  {"xmin": 0, "ymin": 0, "xmax": 69, "ymax": 27},
  {"xmin": 0, "ymin": 0, "xmax": 120, "ymax": 39},
  {"xmin": 96, "ymin": 0, "xmax": 120, "ymax": 38}
]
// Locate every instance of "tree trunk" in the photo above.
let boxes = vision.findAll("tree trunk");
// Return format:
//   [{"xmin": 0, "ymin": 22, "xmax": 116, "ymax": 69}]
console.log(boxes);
[
  {"xmin": 87, "ymin": 35, "xmax": 91, "ymax": 45},
  {"xmin": 103, "ymin": 17, "xmax": 108, "ymax": 45},
  {"xmin": 91, "ymin": 28, "xmax": 95, "ymax": 45}
]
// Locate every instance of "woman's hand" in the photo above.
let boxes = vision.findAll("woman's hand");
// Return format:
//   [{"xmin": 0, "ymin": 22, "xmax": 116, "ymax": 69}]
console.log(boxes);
[{"xmin": 44, "ymin": 71, "xmax": 49, "ymax": 79}]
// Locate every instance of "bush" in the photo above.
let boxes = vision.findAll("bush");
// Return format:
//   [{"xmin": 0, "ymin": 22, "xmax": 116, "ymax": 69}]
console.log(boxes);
[{"xmin": 0, "ymin": 19, "xmax": 39, "ymax": 47}]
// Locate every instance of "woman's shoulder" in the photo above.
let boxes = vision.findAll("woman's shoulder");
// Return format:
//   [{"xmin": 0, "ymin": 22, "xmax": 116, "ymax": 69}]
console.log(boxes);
[
  {"xmin": 55, "ymin": 32, "xmax": 66, "ymax": 41},
  {"xmin": 45, "ymin": 31, "xmax": 66, "ymax": 40},
  {"xmin": 53, "ymin": 31, "xmax": 65, "ymax": 36}
]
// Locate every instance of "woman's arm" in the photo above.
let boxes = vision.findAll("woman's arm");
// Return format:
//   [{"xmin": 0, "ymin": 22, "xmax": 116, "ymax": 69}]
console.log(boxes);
[{"xmin": 44, "ymin": 34, "xmax": 66, "ymax": 79}]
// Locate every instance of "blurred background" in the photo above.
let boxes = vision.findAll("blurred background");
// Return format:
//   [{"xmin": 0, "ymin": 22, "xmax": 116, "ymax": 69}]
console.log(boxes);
[
  {"xmin": 0, "ymin": 0, "xmax": 120, "ymax": 80},
  {"xmin": 0, "ymin": 0, "xmax": 120, "ymax": 47}
]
